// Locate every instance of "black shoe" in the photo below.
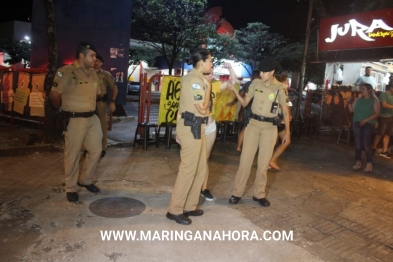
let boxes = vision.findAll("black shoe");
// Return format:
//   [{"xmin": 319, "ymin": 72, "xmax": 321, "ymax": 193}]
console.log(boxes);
[
  {"xmin": 252, "ymin": 196, "xmax": 270, "ymax": 207},
  {"xmin": 229, "ymin": 195, "xmax": 241, "ymax": 204},
  {"xmin": 183, "ymin": 209, "xmax": 204, "ymax": 217},
  {"xmin": 201, "ymin": 189, "xmax": 214, "ymax": 201},
  {"xmin": 77, "ymin": 183, "xmax": 100, "ymax": 193},
  {"xmin": 82, "ymin": 150, "xmax": 88, "ymax": 157},
  {"xmin": 166, "ymin": 212, "xmax": 192, "ymax": 225},
  {"xmin": 101, "ymin": 150, "xmax": 106, "ymax": 158},
  {"xmin": 66, "ymin": 192, "xmax": 79, "ymax": 202}
]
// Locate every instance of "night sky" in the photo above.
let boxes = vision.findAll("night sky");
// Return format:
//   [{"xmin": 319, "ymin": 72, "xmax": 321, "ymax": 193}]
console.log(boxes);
[
  {"xmin": 0, "ymin": 0, "xmax": 33, "ymax": 23},
  {"xmin": 1, "ymin": 0, "xmax": 356, "ymax": 43},
  {"xmin": 207, "ymin": 0, "xmax": 310, "ymax": 42}
]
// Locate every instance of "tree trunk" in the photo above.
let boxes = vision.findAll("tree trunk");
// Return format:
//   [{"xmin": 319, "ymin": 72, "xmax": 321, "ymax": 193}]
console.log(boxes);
[{"xmin": 42, "ymin": 0, "xmax": 61, "ymax": 143}]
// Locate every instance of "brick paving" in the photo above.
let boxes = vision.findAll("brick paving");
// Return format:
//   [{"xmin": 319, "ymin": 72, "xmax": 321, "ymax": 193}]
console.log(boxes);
[
  {"xmin": 207, "ymin": 136, "xmax": 393, "ymax": 262},
  {"xmin": 1, "ymin": 97, "xmax": 393, "ymax": 261}
]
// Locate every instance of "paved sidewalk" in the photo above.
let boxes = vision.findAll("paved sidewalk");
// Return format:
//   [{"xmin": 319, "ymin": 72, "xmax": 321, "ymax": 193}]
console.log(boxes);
[{"xmin": 1, "ymin": 99, "xmax": 393, "ymax": 261}]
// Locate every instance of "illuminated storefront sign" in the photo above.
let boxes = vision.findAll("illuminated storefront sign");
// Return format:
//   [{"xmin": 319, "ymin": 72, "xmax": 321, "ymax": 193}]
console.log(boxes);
[{"xmin": 319, "ymin": 8, "xmax": 393, "ymax": 51}]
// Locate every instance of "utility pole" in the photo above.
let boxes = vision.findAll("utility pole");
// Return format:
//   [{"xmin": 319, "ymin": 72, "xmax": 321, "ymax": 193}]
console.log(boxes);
[{"xmin": 294, "ymin": 0, "xmax": 313, "ymax": 135}]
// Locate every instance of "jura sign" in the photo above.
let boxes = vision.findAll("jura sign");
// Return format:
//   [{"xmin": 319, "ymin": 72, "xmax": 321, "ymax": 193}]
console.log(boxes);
[{"xmin": 319, "ymin": 8, "xmax": 393, "ymax": 51}]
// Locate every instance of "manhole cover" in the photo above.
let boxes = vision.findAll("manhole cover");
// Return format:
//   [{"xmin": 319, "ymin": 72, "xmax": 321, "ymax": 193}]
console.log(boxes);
[{"xmin": 89, "ymin": 197, "xmax": 146, "ymax": 218}]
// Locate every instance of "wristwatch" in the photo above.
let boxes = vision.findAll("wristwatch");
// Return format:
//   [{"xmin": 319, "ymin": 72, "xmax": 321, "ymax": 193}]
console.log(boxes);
[{"xmin": 111, "ymin": 99, "xmax": 115, "ymax": 103}]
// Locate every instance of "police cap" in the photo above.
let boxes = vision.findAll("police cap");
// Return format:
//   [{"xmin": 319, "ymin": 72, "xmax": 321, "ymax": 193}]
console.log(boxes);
[
  {"xmin": 96, "ymin": 54, "xmax": 104, "ymax": 62},
  {"xmin": 259, "ymin": 57, "xmax": 277, "ymax": 72},
  {"xmin": 78, "ymin": 41, "xmax": 97, "ymax": 53}
]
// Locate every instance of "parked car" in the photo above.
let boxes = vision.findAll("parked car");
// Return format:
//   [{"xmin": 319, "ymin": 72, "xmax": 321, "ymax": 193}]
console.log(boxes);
[{"xmin": 127, "ymin": 82, "xmax": 140, "ymax": 95}]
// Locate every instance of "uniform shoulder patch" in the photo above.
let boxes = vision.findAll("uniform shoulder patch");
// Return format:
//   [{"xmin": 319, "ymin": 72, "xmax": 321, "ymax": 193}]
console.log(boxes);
[
  {"xmin": 192, "ymin": 83, "xmax": 201, "ymax": 90},
  {"xmin": 194, "ymin": 92, "xmax": 203, "ymax": 101}
]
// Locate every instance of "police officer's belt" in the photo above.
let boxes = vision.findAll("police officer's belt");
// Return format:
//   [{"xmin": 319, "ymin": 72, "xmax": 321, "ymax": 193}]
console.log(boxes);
[
  {"xmin": 96, "ymin": 94, "xmax": 108, "ymax": 102},
  {"xmin": 251, "ymin": 114, "xmax": 274, "ymax": 123},
  {"xmin": 181, "ymin": 113, "xmax": 209, "ymax": 124},
  {"xmin": 67, "ymin": 111, "xmax": 96, "ymax": 118}
]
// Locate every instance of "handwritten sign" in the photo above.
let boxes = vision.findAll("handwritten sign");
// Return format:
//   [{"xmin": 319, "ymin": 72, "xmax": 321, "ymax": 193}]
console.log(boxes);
[
  {"xmin": 1, "ymin": 72, "xmax": 14, "ymax": 111},
  {"xmin": 30, "ymin": 74, "xmax": 46, "ymax": 116},
  {"xmin": 13, "ymin": 88, "xmax": 30, "ymax": 115},
  {"xmin": 18, "ymin": 72, "xmax": 30, "ymax": 89},
  {"xmin": 158, "ymin": 76, "xmax": 181, "ymax": 125}
]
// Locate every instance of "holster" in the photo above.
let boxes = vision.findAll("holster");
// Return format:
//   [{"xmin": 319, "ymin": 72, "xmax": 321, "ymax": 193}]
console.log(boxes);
[
  {"xmin": 272, "ymin": 116, "xmax": 282, "ymax": 126},
  {"xmin": 60, "ymin": 110, "xmax": 71, "ymax": 131},
  {"xmin": 182, "ymin": 111, "xmax": 202, "ymax": 140}
]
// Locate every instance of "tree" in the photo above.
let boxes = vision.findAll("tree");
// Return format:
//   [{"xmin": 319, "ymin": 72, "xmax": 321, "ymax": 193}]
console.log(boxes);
[
  {"xmin": 131, "ymin": 0, "xmax": 215, "ymax": 75},
  {"xmin": 0, "ymin": 39, "xmax": 31, "ymax": 67},
  {"xmin": 128, "ymin": 45, "xmax": 158, "ymax": 80},
  {"xmin": 349, "ymin": 0, "xmax": 393, "ymax": 13},
  {"xmin": 228, "ymin": 22, "xmax": 287, "ymax": 76},
  {"xmin": 274, "ymin": 42, "xmax": 325, "ymax": 85},
  {"xmin": 42, "ymin": 0, "xmax": 62, "ymax": 143}
]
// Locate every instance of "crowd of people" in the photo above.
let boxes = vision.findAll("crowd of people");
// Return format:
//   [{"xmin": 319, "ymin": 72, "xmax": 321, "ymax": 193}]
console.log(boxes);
[{"xmin": 49, "ymin": 43, "xmax": 392, "ymax": 226}]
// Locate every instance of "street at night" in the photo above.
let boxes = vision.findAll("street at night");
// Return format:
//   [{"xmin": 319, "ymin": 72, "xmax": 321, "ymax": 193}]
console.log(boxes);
[{"xmin": 1, "ymin": 113, "xmax": 392, "ymax": 261}]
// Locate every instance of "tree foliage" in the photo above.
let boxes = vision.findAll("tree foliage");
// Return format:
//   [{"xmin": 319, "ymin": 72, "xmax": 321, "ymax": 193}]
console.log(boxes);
[
  {"xmin": 227, "ymin": 23, "xmax": 287, "ymax": 76},
  {"xmin": 131, "ymin": 0, "xmax": 215, "ymax": 75},
  {"xmin": 128, "ymin": 45, "xmax": 158, "ymax": 79},
  {"xmin": 349, "ymin": 0, "xmax": 393, "ymax": 13},
  {"xmin": 203, "ymin": 27, "xmax": 235, "ymax": 67},
  {"xmin": 0, "ymin": 39, "xmax": 31, "ymax": 67},
  {"xmin": 274, "ymin": 42, "xmax": 325, "ymax": 84}
]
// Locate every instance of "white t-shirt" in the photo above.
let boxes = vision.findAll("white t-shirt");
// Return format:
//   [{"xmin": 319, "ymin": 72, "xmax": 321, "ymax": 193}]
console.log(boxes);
[
  {"xmin": 335, "ymin": 67, "xmax": 343, "ymax": 81},
  {"xmin": 355, "ymin": 75, "xmax": 377, "ymax": 89}
]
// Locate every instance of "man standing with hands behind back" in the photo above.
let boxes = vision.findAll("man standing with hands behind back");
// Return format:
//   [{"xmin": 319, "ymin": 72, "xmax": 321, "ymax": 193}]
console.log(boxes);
[
  {"xmin": 94, "ymin": 54, "xmax": 118, "ymax": 158},
  {"xmin": 49, "ymin": 42, "xmax": 103, "ymax": 203}
]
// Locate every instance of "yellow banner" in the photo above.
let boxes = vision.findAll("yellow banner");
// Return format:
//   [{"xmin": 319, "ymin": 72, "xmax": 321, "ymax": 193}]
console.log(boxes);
[
  {"xmin": 158, "ymin": 76, "xmax": 182, "ymax": 125},
  {"xmin": 214, "ymin": 82, "xmax": 239, "ymax": 121},
  {"xmin": 158, "ymin": 77, "xmax": 239, "ymax": 124}
]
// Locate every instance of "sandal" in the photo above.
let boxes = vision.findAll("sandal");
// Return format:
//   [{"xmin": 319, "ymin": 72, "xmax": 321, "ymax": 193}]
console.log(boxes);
[
  {"xmin": 352, "ymin": 161, "xmax": 361, "ymax": 170},
  {"xmin": 268, "ymin": 165, "xmax": 279, "ymax": 172},
  {"xmin": 363, "ymin": 163, "xmax": 373, "ymax": 172},
  {"xmin": 269, "ymin": 162, "xmax": 280, "ymax": 171}
]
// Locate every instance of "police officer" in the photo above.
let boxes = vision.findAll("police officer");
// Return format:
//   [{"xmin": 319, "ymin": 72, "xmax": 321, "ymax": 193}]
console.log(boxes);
[
  {"xmin": 94, "ymin": 54, "xmax": 118, "ymax": 157},
  {"xmin": 167, "ymin": 48, "xmax": 212, "ymax": 225},
  {"xmin": 227, "ymin": 58, "xmax": 291, "ymax": 207},
  {"xmin": 49, "ymin": 42, "xmax": 103, "ymax": 202}
]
